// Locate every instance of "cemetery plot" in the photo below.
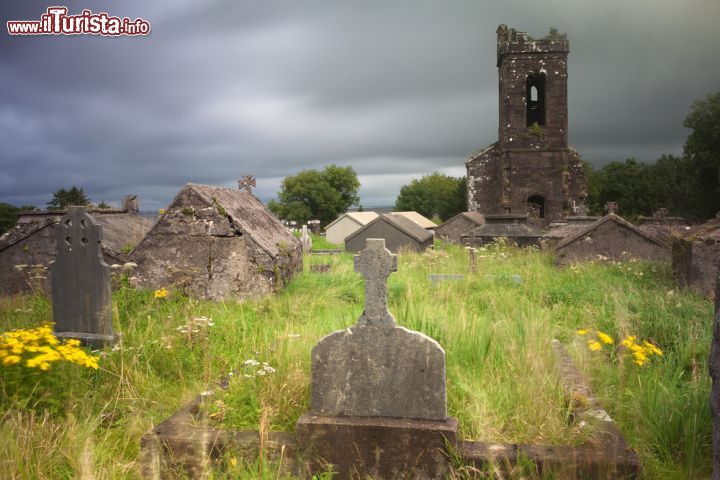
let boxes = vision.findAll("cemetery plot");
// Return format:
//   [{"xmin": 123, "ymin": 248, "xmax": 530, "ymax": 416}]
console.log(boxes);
[{"xmin": 0, "ymin": 242, "xmax": 713, "ymax": 478}]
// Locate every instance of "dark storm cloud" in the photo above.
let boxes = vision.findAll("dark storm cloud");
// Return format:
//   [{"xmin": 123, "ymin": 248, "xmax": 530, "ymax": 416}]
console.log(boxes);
[{"xmin": 1, "ymin": 0, "xmax": 718, "ymax": 209}]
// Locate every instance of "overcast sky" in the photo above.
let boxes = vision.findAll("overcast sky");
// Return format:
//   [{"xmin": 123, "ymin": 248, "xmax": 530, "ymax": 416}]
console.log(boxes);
[{"xmin": 1, "ymin": 1, "xmax": 718, "ymax": 210}]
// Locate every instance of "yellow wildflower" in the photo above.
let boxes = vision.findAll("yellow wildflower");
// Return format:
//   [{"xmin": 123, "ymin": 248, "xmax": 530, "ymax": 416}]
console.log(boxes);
[
  {"xmin": 154, "ymin": 287, "xmax": 168, "ymax": 299},
  {"xmin": 643, "ymin": 341, "xmax": 663, "ymax": 356},
  {"xmin": 2, "ymin": 355, "xmax": 21, "ymax": 366},
  {"xmin": 588, "ymin": 340, "xmax": 603, "ymax": 351},
  {"xmin": 158, "ymin": 208, "xmax": 166, "ymax": 214},
  {"xmin": 576, "ymin": 329, "xmax": 589, "ymax": 335},
  {"xmin": 622, "ymin": 336, "xmax": 637, "ymax": 348},
  {"xmin": 597, "ymin": 331, "xmax": 614, "ymax": 345}
]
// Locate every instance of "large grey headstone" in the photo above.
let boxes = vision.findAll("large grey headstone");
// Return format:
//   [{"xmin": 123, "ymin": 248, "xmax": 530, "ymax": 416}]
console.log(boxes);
[
  {"xmin": 310, "ymin": 238, "xmax": 447, "ymax": 420},
  {"xmin": 51, "ymin": 207, "xmax": 117, "ymax": 346},
  {"xmin": 467, "ymin": 246, "xmax": 477, "ymax": 273}
]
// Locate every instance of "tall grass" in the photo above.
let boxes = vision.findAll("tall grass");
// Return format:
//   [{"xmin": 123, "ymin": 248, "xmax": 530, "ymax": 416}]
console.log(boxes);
[{"xmin": 0, "ymin": 242, "xmax": 712, "ymax": 478}]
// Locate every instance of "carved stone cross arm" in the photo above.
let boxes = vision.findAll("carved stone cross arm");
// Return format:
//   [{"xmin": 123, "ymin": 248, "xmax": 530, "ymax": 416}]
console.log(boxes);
[
  {"xmin": 238, "ymin": 175, "xmax": 256, "ymax": 193},
  {"xmin": 354, "ymin": 238, "xmax": 397, "ymax": 328}
]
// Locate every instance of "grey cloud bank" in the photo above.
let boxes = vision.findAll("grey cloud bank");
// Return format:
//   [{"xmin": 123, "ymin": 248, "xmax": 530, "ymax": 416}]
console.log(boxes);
[{"xmin": 1, "ymin": 0, "xmax": 718, "ymax": 210}]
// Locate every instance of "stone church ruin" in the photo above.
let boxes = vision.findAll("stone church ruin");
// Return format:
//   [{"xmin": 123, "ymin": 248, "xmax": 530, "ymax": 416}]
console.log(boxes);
[{"xmin": 466, "ymin": 25, "xmax": 587, "ymax": 227}]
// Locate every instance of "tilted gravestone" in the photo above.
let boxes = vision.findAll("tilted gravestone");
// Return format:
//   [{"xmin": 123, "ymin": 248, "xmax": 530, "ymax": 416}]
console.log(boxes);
[
  {"xmin": 467, "ymin": 246, "xmax": 477, "ymax": 273},
  {"xmin": 51, "ymin": 207, "xmax": 119, "ymax": 347},
  {"xmin": 300, "ymin": 224, "xmax": 312, "ymax": 254},
  {"xmin": 297, "ymin": 238, "xmax": 457, "ymax": 479}
]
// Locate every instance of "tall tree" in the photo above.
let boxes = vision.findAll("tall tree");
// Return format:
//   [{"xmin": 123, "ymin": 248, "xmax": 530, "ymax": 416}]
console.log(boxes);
[
  {"xmin": 684, "ymin": 91, "xmax": 720, "ymax": 219},
  {"xmin": 47, "ymin": 186, "xmax": 90, "ymax": 210},
  {"xmin": 268, "ymin": 165, "xmax": 360, "ymax": 226},
  {"xmin": 394, "ymin": 173, "xmax": 466, "ymax": 222}
]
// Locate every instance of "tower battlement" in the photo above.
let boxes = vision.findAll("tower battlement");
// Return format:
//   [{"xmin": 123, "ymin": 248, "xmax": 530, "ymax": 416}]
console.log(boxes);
[{"xmin": 496, "ymin": 24, "xmax": 569, "ymax": 65}]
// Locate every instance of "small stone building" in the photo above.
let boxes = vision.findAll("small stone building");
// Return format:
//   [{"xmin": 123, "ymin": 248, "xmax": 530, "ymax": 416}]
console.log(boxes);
[
  {"xmin": 466, "ymin": 25, "xmax": 587, "ymax": 226},
  {"xmin": 325, "ymin": 211, "xmax": 379, "ymax": 245},
  {"xmin": 543, "ymin": 216, "xmax": 601, "ymax": 247},
  {"xmin": 555, "ymin": 214, "xmax": 669, "ymax": 266},
  {"xmin": 345, "ymin": 214, "xmax": 434, "ymax": 253},
  {"xmin": 462, "ymin": 214, "xmax": 543, "ymax": 247},
  {"xmin": 434, "ymin": 212, "xmax": 485, "ymax": 244},
  {"xmin": 0, "ymin": 208, "xmax": 151, "ymax": 295},
  {"xmin": 672, "ymin": 216, "xmax": 720, "ymax": 298},
  {"xmin": 130, "ymin": 183, "xmax": 302, "ymax": 301}
]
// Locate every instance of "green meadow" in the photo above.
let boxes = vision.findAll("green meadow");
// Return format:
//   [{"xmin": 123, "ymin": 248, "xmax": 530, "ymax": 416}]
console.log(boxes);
[{"xmin": 0, "ymin": 240, "xmax": 713, "ymax": 479}]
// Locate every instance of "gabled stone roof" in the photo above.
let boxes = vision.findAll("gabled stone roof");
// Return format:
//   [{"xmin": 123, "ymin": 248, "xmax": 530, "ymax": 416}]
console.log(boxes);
[
  {"xmin": 346, "ymin": 214, "xmax": 434, "ymax": 244},
  {"xmin": 436, "ymin": 211, "xmax": 485, "ymax": 230},
  {"xmin": 0, "ymin": 218, "xmax": 55, "ymax": 253},
  {"xmin": 556, "ymin": 214, "xmax": 666, "ymax": 250},
  {"xmin": 175, "ymin": 183, "xmax": 298, "ymax": 258},
  {"xmin": 679, "ymin": 217, "xmax": 720, "ymax": 242},
  {"xmin": 325, "ymin": 211, "xmax": 379, "ymax": 230},
  {"xmin": 388, "ymin": 211, "xmax": 436, "ymax": 229}
]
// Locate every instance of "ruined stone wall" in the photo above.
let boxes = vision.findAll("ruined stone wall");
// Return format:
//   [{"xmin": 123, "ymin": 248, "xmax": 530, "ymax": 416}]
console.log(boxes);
[
  {"xmin": 435, "ymin": 216, "xmax": 476, "ymax": 244},
  {"xmin": 556, "ymin": 222, "xmax": 669, "ymax": 266},
  {"xmin": 673, "ymin": 239, "xmax": 720, "ymax": 298},
  {"xmin": 467, "ymin": 146, "xmax": 502, "ymax": 212}
]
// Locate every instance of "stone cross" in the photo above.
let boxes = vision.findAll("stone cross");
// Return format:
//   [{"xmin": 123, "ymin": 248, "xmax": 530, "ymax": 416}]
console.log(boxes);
[
  {"xmin": 466, "ymin": 246, "xmax": 477, "ymax": 273},
  {"xmin": 238, "ymin": 175, "xmax": 256, "ymax": 193},
  {"xmin": 354, "ymin": 238, "xmax": 397, "ymax": 327},
  {"xmin": 654, "ymin": 207, "xmax": 669, "ymax": 218},
  {"xmin": 605, "ymin": 201, "xmax": 618, "ymax": 215},
  {"xmin": 51, "ymin": 206, "xmax": 118, "ymax": 346}
]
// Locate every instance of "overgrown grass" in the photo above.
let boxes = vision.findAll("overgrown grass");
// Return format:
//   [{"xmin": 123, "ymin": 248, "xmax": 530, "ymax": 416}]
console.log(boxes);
[{"xmin": 0, "ymin": 242, "xmax": 712, "ymax": 478}]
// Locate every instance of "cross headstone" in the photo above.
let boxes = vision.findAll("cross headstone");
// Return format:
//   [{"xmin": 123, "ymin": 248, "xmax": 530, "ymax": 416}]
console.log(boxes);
[
  {"xmin": 300, "ymin": 225, "xmax": 312, "ymax": 254},
  {"xmin": 51, "ymin": 207, "xmax": 119, "ymax": 347},
  {"xmin": 605, "ymin": 201, "xmax": 618, "ymax": 215},
  {"xmin": 308, "ymin": 238, "xmax": 447, "ymax": 419},
  {"xmin": 467, "ymin": 246, "xmax": 477, "ymax": 273},
  {"xmin": 354, "ymin": 238, "xmax": 397, "ymax": 327},
  {"xmin": 238, "ymin": 175, "xmax": 256, "ymax": 193},
  {"xmin": 576, "ymin": 203, "xmax": 588, "ymax": 216},
  {"xmin": 297, "ymin": 238, "xmax": 457, "ymax": 477},
  {"xmin": 307, "ymin": 219, "xmax": 321, "ymax": 235}
]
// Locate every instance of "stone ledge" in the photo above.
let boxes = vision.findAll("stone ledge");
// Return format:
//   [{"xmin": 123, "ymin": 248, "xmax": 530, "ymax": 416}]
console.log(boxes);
[{"xmin": 296, "ymin": 414, "xmax": 458, "ymax": 480}]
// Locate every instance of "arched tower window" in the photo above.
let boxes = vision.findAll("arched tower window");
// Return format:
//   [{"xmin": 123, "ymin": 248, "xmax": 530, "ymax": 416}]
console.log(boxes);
[
  {"xmin": 526, "ymin": 73, "xmax": 546, "ymax": 127},
  {"xmin": 527, "ymin": 195, "xmax": 546, "ymax": 219}
]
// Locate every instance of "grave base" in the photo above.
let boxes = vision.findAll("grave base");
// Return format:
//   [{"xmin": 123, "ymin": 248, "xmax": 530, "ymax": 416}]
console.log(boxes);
[
  {"xmin": 54, "ymin": 331, "xmax": 121, "ymax": 349},
  {"xmin": 296, "ymin": 413, "xmax": 458, "ymax": 480}
]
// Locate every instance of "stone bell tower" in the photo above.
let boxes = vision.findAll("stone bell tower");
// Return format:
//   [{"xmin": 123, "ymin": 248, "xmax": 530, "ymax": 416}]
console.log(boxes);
[{"xmin": 466, "ymin": 25, "xmax": 587, "ymax": 226}]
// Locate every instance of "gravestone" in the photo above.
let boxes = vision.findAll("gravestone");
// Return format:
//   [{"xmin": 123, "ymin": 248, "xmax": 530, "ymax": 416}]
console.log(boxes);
[
  {"xmin": 429, "ymin": 273, "xmax": 464, "ymax": 286},
  {"xmin": 297, "ymin": 238, "xmax": 457, "ymax": 478},
  {"xmin": 300, "ymin": 225, "xmax": 312, "ymax": 254},
  {"xmin": 307, "ymin": 219, "xmax": 321, "ymax": 235},
  {"xmin": 605, "ymin": 201, "xmax": 618, "ymax": 214},
  {"xmin": 51, "ymin": 207, "xmax": 119, "ymax": 347},
  {"xmin": 467, "ymin": 246, "xmax": 477, "ymax": 273}
]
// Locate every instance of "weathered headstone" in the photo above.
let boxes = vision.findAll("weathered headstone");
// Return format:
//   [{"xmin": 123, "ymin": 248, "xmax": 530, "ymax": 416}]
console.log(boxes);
[
  {"xmin": 307, "ymin": 219, "xmax": 321, "ymax": 235},
  {"xmin": 711, "ymin": 266, "xmax": 720, "ymax": 479},
  {"xmin": 467, "ymin": 246, "xmax": 477, "ymax": 273},
  {"xmin": 297, "ymin": 238, "xmax": 457, "ymax": 478},
  {"xmin": 605, "ymin": 201, "xmax": 618, "ymax": 215},
  {"xmin": 238, "ymin": 175, "xmax": 256, "ymax": 193},
  {"xmin": 575, "ymin": 202, "xmax": 588, "ymax": 216},
  {"xmin": 51, "ymin": 207, "xmax": 119, "ymax": 346},
  {"xmin": 429, "ymin": 273, "xmax": 464, "ymax": 286},
  {"xmin": 300, "ymin": 225, "xmax": 312, "ymax": 254}
]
